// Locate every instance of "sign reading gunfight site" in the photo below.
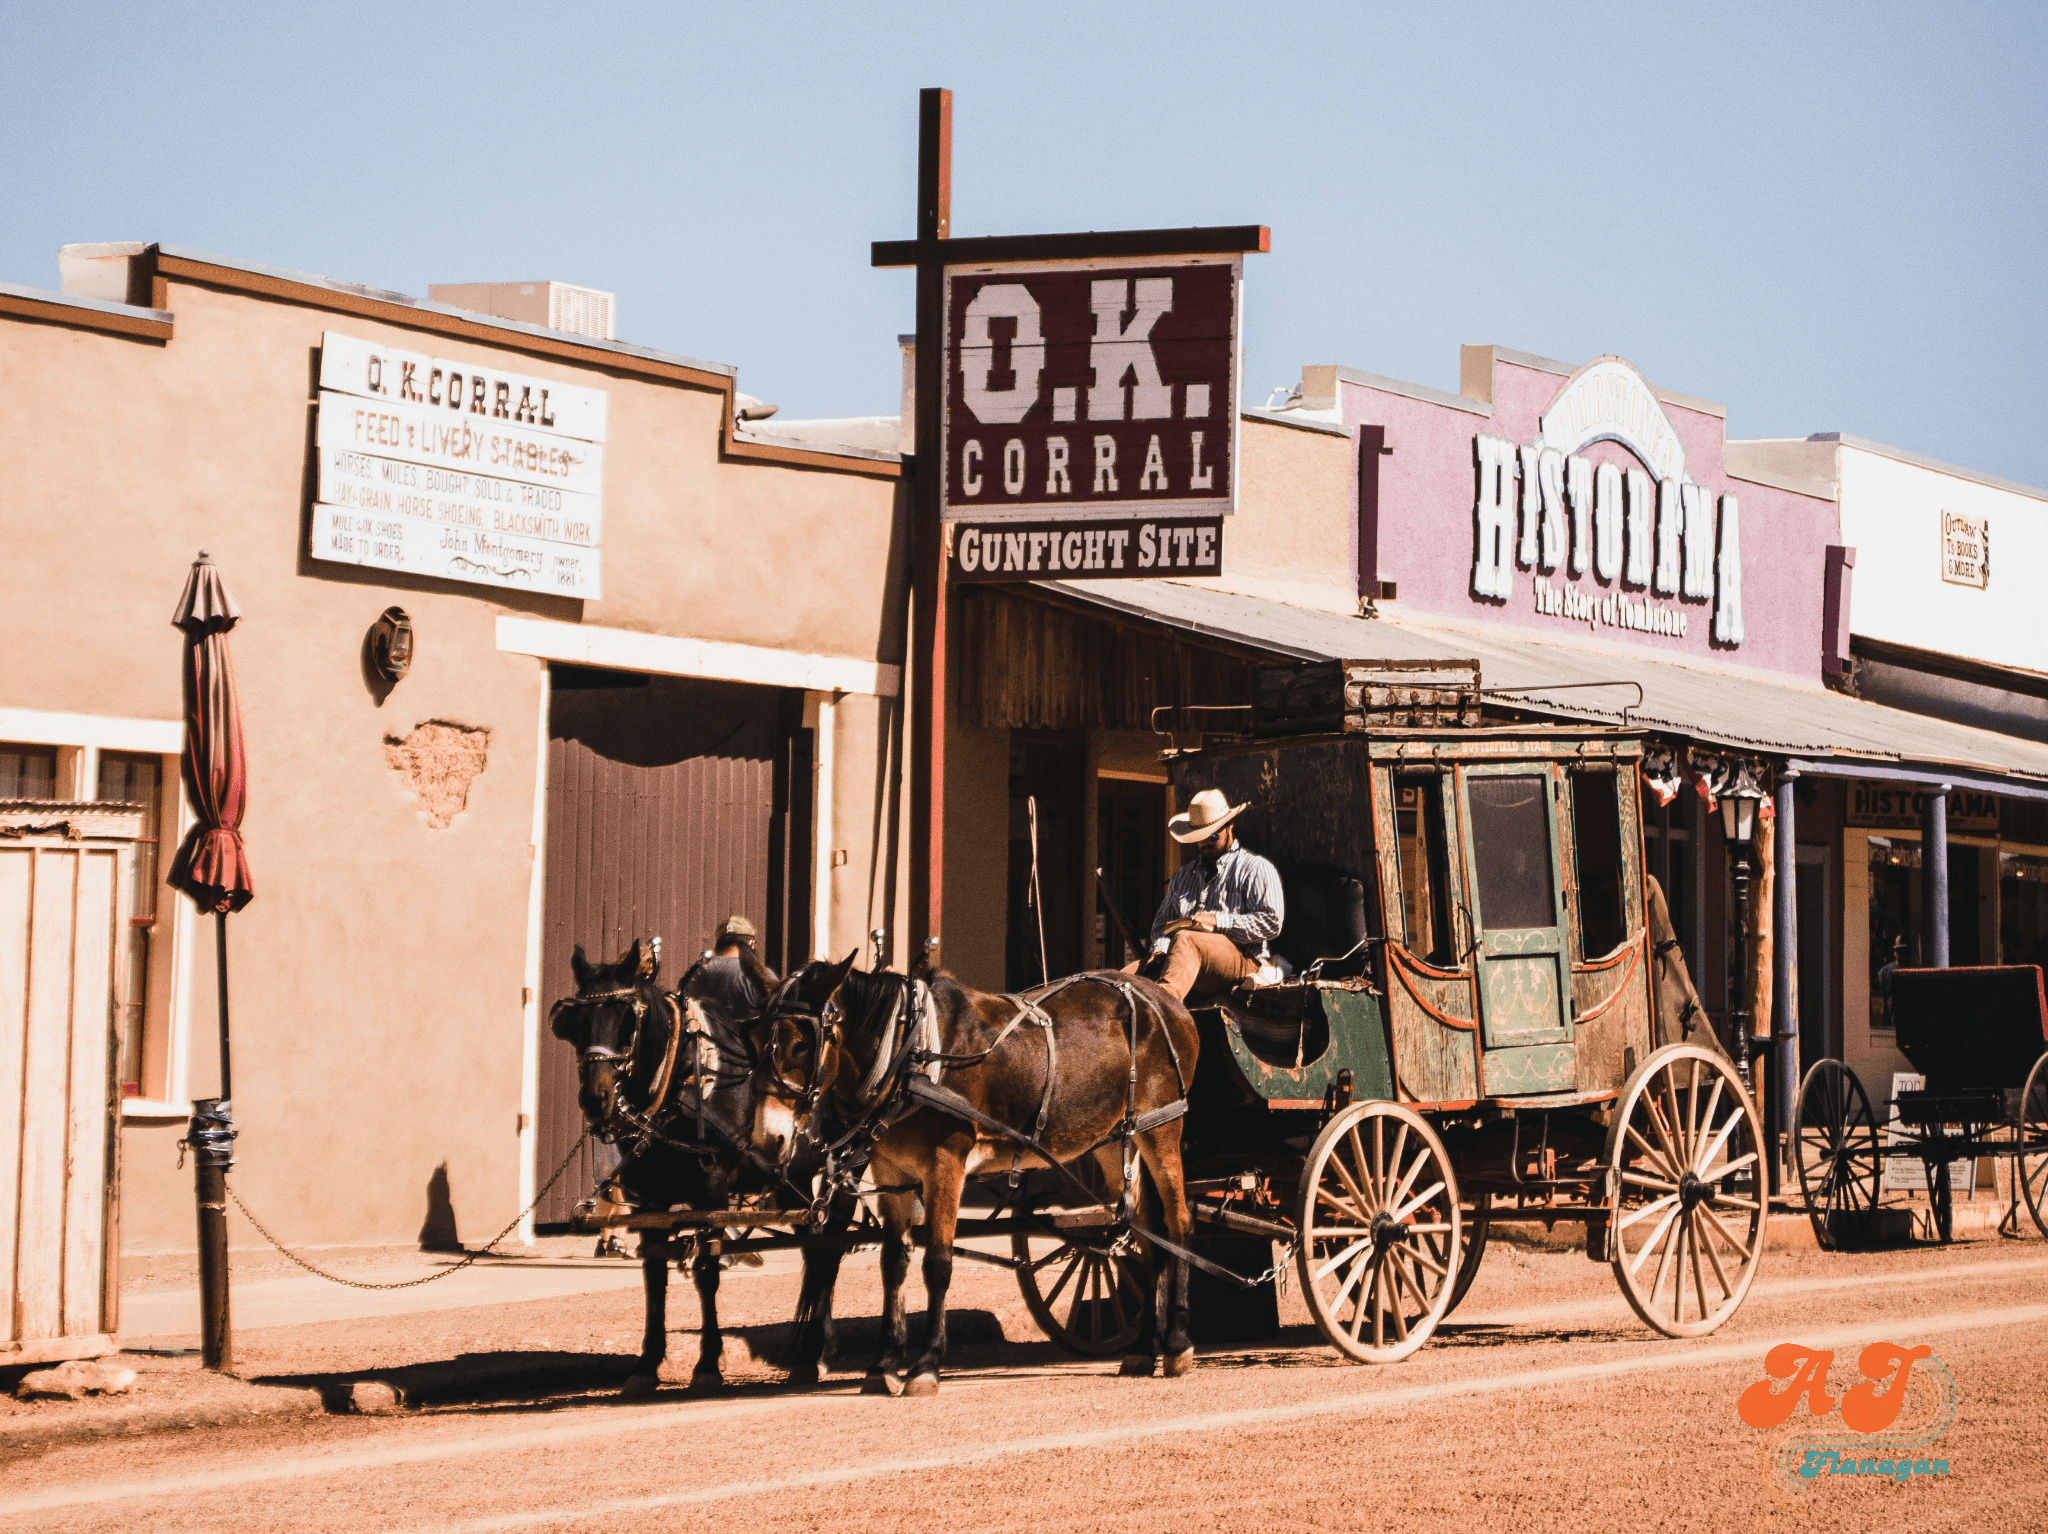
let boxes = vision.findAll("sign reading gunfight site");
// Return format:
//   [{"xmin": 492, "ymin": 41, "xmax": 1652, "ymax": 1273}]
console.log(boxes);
[
  {"xmin": 311, "ymin": 332, "xmax": 607, "ymax": 599},
  {"xmin": 943, "ymin": 257, "xmax": 1239, "ymax": 582}
]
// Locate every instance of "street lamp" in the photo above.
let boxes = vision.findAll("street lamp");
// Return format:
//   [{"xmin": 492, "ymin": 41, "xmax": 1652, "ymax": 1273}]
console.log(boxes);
[{"xmin": 1721, "ymin": 782, "xmax": 1767, "ymax": 1091}]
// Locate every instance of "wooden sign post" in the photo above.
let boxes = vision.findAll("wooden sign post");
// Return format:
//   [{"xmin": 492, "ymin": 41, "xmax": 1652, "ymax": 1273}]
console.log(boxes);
[{"xmin": 875, "ymin": 87, "xmax": 1267, "ymax": 959}]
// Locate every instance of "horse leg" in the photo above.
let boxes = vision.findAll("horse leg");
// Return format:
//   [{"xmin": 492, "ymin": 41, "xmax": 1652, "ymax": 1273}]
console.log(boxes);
[
  {"xmin": 1095, "ymin": 1145, "xmax": 1157, "ymax": 1377},
  {"xmin": 786, "ymin": 1234, "xmax": 847, "ymax": 1387},
  {"xmin": 622, "ymin": 1234, "xmax": 671, "ymax": 1399},
  {"xmin": 1139, "ymin": 1125, "xmax": 1197, "ymax": 1377},
  {"xmin": 863, "ymin": 1189, "xmax": 916, "ymax": 1396},
  {"xmin": 904, "ymin": 1148, "xmax": 967, "ymax": 1396},
  {"xmin": 688, "ymin": 1236, "xmax": 727, "ymax": 1392}
]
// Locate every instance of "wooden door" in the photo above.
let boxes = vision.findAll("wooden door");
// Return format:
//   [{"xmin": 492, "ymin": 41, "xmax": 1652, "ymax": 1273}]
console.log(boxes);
[
  {"xmin": 1096, "ymin": 778, "xmax": 1165, "ymax": 969},
  {"xmin": 1459, "ymin": 764, "xmax": 1576, "ymax": 1096},
  {"xmin": 0, "ymin": 828, "xmax": 127, "ymax": 1363},
  {"xmin": 535, "ymin": 671, "xmax": 808, "ymax": 1225},
  {"xmin": 1373, "ymin": 767, "xmax": 1479, "ymax": 1104}
]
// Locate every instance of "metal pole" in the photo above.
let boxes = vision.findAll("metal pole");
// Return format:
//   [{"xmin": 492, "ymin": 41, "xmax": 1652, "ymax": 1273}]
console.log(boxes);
[
  {"xmin": 1028, "ymin": 796, "xmax": 1049, "ymax": 986},
  {"xmin": 1772, "ymin": 773, "xmax": 1799, "ymax": 1196},
  {"xmin": 193, "ymin": 909, "xmax": 236, "ymax": 1372},
  {"xmin": 1730, "ymin": 848, "xmax": 1753, "ymax": 1093},
  {"xmin": 1923, "ymin": 785, "xmax": 1950, "ymax": 968}
]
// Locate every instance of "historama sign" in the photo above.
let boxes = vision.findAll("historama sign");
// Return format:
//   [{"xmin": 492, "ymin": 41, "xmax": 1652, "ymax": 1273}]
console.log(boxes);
[{"xmin": 941, "ymin": 256, "xmax": 1241, "ymax": 581}]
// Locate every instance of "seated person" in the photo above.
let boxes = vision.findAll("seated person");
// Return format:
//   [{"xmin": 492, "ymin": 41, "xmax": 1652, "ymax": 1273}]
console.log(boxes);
[{"xmin": 1144, "ymin": 789, "xmax": 1285, "ymax": 1003}]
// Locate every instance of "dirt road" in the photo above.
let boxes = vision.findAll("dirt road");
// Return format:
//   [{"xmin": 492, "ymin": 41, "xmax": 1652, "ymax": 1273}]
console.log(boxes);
[{"xmin": 6, "ymin": 1237, "xmax": 2044, "ymax": 1532}]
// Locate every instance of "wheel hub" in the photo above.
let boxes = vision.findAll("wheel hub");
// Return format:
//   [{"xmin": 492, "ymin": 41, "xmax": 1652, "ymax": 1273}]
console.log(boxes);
[
  {"xmin": 1678, "ymin": 1171, "xmax": 1707, "ymax": 1212},
  {"xmin": 1371, "ymin": 1210, "xmax": 1405, "ymax": 1253}
]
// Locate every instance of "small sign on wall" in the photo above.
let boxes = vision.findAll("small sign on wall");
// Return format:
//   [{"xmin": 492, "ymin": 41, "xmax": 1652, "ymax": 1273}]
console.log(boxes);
[
  {"xmin": 1848, "ymin": 781, "xmax": 1999, "ymax": 833},
  {"xmin": 1940, "ymin": 511, "xmax": 1989, "ymax": 588}
]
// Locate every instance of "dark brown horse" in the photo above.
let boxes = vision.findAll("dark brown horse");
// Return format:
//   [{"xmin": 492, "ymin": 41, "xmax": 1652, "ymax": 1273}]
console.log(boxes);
[
  {"xmin": 753, "ymin": 958, "xmax": 1200, "ymax": 1394},
  {"xmin": 552, "ymin": 940, "xmax": 845, "ymax": 1394}
]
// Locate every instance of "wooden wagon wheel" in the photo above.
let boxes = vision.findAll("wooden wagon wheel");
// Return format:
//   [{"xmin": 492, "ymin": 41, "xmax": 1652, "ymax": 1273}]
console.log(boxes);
[
  {"xmin": 1792, "ymin": 1059, "xmax": 1881, "ymax": 1250},
  {"xmin": 1293, "ymin": 1101, "xmax": 1460, "ymax": 1364},
  {"xmin": 1605, "ymin": 1044, "xmax": 1766, "ymax": 1338},
  {"xmin": 2021, "ymin": 1054, "xmax": 2048, "ymax": 1241},
  {"xmin": 1444, "ymin": 1193, "xmax": 1491, "ymax": 1317},
  {"xmin": 1010, "ymin": 1198, "xmax": 1148, "ymax": 1357}
]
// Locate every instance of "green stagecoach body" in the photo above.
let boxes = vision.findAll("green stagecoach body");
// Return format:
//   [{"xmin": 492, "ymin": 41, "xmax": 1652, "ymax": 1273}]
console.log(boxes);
[{"xmin": 1167, "ymin": 724, "xmax": 1657, "ymax": 1122}]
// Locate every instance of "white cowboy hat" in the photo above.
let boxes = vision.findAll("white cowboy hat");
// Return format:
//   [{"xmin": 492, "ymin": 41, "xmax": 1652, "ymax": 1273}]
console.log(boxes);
[{"xmin": 1169, "ymin": 788, "xmax": 1248, "ymax": 844}]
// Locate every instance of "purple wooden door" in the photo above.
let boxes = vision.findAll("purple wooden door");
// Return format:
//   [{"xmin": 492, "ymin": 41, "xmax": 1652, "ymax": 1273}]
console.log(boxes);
[{"xmin": 534, "ymin": 670, "xmax": 808, "ymax": 1224}]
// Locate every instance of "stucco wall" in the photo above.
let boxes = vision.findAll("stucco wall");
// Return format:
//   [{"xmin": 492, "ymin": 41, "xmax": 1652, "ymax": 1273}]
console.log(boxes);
[
  {"xmin": 1836, "ymin": 445, "xmax": 2048, "ymax": 675},
  {"xmin": 1206, "ymin": 415, "xmax": 1357, "ymax": 614},
  {"xmin": 1340, "ymin": 353, "xmax": 1842, "ymax": 680},
  {"xmin": 2, "ymin": 267, "xmax": 906, "ymax": 1268}
]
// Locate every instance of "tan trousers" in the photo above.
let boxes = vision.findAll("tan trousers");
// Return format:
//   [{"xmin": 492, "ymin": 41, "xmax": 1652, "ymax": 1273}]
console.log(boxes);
[{"xmin": 1157, "ymin": 930, "xmax": 1260, "ymax": 1003}]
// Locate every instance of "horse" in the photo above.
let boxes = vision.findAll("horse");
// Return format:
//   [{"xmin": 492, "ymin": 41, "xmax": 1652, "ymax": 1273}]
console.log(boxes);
[
  {"xmin": 752, "ymin": 956, "xmax": 1200, "ymax": 1395},
  {"xmin": 551, "ymin": 939, "xmax": 846, "ymax": 1395}
]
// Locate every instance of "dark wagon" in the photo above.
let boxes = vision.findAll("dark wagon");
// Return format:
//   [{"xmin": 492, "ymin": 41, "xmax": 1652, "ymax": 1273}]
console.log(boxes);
[
  {"xmin": 1033, "ymin": 660, "xmax": 1770, "ymax": 1364},
  {"xmin": 1791, "ymin": 965, "xmax": 2048, "ymax": 1246}
]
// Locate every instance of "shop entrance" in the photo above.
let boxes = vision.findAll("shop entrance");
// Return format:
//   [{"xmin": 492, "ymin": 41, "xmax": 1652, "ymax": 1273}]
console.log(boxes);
[
  {"xmin": 1006, "ymin": 737, "xmax": 1084, "ymax": 991},
  {"xmin": 535, "ymin": 668, "xmax": 811, "ymax": 1224},
  {"xmin": 1097, "ymin": 777, "xmax": 1166, "ymax": 969}
]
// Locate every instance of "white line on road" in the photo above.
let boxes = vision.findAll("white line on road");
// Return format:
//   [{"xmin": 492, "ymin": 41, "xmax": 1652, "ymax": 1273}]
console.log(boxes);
[{"xmin": 6, "ymin": 1301, "xmax": 2043, "ymax": 1525}]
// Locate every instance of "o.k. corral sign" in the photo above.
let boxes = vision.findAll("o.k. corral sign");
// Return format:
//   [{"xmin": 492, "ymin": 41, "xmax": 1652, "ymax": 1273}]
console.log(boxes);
[
  {"xmin": 943, "ymin": 256, "xmax": 1240, "ymax": 582},
  {"xmin": 310, "ymin": 331, "xmax": 606, "ymax": 599}
]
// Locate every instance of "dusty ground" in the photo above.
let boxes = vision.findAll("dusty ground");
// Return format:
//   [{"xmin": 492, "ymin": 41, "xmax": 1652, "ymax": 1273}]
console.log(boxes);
[{"xmin": 3, "ymin": 1228, "xmax": 2043, "ymax": 1532}]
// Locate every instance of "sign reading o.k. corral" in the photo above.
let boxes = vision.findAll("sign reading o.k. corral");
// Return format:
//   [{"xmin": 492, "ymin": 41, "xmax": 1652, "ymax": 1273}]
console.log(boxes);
[
  {"xmin": 942, "ymin": 255, "xmax": 1239, "ymax": 583},
  {"xmin": 310, "ymin": 331, "xmax": 607, "ymax": 599}
]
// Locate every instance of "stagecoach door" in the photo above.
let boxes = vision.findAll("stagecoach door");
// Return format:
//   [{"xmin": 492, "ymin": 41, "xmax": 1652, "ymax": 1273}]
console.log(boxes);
[{"xmin": 1457, "ymin": 764, "xmax": 1576, "ymax": 1095}]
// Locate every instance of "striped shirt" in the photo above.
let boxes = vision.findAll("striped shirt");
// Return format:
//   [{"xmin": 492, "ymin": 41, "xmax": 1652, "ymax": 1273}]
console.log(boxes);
[{"xmin": 1148, "ymin": 843, "xmax": 1286, "ymax": 957}]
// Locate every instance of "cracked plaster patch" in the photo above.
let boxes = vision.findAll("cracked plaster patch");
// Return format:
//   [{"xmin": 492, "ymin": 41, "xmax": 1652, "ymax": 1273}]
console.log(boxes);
[{"xmin": 384, "ymin": 720, "xmax": 490, "ymax": 830}]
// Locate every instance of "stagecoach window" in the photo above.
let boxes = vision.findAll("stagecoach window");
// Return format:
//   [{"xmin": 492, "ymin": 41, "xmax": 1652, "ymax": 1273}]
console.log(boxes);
[
  {"xmin": 1395, "ymin": 775, "xmax": 1455, "ymax": 965},
  {"xmin": 1467, "ymin": 775, "xmax": 1556, "ymax": 933},
  {"xmin": 1569, "ymin": 768, "xmax": 1628, "ymax": 959}
]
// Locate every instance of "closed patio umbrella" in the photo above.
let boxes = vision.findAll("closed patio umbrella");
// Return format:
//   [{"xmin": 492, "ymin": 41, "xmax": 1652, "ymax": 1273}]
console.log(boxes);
[{"xmin": 168, "ymin": 550, "xmax": 255, "ymax": 1372}]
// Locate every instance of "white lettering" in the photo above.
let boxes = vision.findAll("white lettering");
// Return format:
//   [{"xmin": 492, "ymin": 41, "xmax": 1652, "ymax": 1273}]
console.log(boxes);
[
  {"xmin": 959, "ymin": 528, "xmax": 982, "ymax": 571},
  {"xmin": 961, "ymin": 439, "xmax": 984, "ymax": 496},
  {"xmin": 1654, "ymin": 476, "xmax": 1683, "ymax": 594},
  {"xmin": 1004, "ymin": 531, "xmax": 1026, "ymax": 572},
  {"xmin": 1714, "ymin": 493, "xmax": 1744, "ymax": 643},
  {"xmin": 1087, "ymin": 277, "xmax": 1174, "ymax": 421},
  {"xmin": 1139, "ymin": 434, "xmax": 1170, "ymax": 491},
  {"xmin": 1624, "ymin": 467, "xmax": 1653, "ymax": 586},
  {"xmin": 1106, "ymin": 529, "xmax": 1131, "ymax": 568},
  {"xmin": 1517, "ymin": 443, "xmax": 1543, "ymax": 567},
  {"xmin": 1567, "ymin": 454, "xmax": 1594, "ymax": 577},
  {"xmin": 1189, "ymin": 430, "xmax": 1214, "ymax": 490},
  {"xmin": 1026, "ymin": 532, "xmax": 1049, "ymax": 571},
  {"xmin": 1092, "ymin": 435, "xmax": 1120, "ymax": 493},
  {"xmin": 1062, "ymin": 530, "xmax": 1083, "ymax": 569},
  {"xmin": 1046, "ymin": 437, "xmax": 1072, "ymax": 495},
  {"xmin": 1196, "ymin": 525, "xmax": 1217, "ymax": 567},
  {"xmin": 1594, "ymin": 461, "xmax": 1623, "ymax": 582},
  {"xmin": 1681, "ymin": 481, "xmax": 1714, "ymax": 598},
  {"xmin": 1538, "ymin": 447, "xmax": 1566, "ymax": 571},
  {"xmin": 959, "ymin": 284, "xmax": 1044, "ymax": 425},
  {"xmin": 1472, "ymin": 434, "xmax": 1516, "ymax": 600},
  {"xmin": 1138, "ymin": 524, "xmax": 1157, "ymax": 568},
  {"xmin": 1002, "ymin": 439, "xmax": 1026, "ymax": 495}
]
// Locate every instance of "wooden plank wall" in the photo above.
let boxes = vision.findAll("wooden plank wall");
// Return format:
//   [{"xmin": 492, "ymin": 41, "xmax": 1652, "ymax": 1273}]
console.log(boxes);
[
  {"xmin": 534, "ymin": 673, "xmax": 794, "ymax": 1226},
  {"xmin": 958, "ymin": 588, "xmax": 1253, "ymax": 733},
  {"xmin": 2, "ymin": 842, "xmax": 120, "ymax": 1351}
]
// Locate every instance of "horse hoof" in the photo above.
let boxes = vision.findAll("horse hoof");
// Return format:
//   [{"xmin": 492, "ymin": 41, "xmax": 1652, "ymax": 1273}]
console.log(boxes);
[
  {"xmin": 619, "ymin": 1373, "xmax": 661, "ymax": 1400},
  {"xmin": 903, "ymin": 1371, "xmax": 941, "ymax": 1397},
  {"xmin": 785, "ymin": 1361, "xmax": 821, "ymax": 1388},
  {"xmin": 1164, "ymin": 1348, "xmax": 1196, "ymax": 1378},
  {"xmin": 862, "ymin": 1371, "xmax": 906, "ymax": 1397},
  {"xmin": 1118, "ymin": 1353, "xmax": 1158, "ymax": 1378},
  {"xmin": 687, "ymin": 1370, "xmax": 727, "ymax": 1396}
]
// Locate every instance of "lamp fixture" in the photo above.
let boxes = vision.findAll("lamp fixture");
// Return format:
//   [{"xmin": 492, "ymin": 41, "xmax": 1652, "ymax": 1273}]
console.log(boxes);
[
  {"xmin": 1719, "ymin": 784, "xmax": 1764, "ymax": 847},
  {"xmin": 368, "ymin": 606, "xmax": 414, "ymax": 684}
]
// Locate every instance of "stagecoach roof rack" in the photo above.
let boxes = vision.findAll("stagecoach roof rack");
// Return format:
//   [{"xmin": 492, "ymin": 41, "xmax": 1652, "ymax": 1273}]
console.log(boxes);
[{"xmin": 1250, "ymin": 658, "xmax": 1483, "ymax": 739}]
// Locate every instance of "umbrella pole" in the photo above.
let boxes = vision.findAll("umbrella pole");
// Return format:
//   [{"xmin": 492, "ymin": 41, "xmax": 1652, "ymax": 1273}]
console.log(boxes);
[{"xmin": 194, "ymin": 910, "xmax": 234, "ymax": 1372}]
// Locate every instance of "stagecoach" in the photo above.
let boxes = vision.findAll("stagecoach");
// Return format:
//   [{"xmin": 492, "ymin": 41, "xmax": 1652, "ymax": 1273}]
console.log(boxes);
[
  {"xmin": 1791, "ymin": 965, "xmax": 2048, "ymax": 1248},
  {"xmin": 1015, "ymin": 659, "xmax": 1769, "ymax": 1363}
]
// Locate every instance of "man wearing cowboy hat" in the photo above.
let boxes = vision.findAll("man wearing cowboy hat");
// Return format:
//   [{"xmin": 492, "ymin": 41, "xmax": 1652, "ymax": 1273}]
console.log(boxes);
[{"xmin": 1144, "ymin": 787, "xmax": 1285, "ymax": 1002}]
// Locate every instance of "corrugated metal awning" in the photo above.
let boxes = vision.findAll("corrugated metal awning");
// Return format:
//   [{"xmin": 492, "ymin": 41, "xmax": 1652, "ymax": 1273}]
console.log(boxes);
[{"xmin": 1037, "ymin": 579, "xmax": 2048, "ymax": 799}]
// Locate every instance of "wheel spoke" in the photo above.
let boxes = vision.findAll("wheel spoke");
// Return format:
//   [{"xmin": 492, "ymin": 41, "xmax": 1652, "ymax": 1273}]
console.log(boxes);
[
  {"xmin": 1697, "ymin": 1201, "xmax": 1754, "ymax": 1275},
  {"xmin": 1693, "ymin": 1099, "xmax": 1743, "ymax": 1174},
  {"xmin": 1105, "ymin": 1261, "xmax": 1130, "ymax": 1332},
  {"xmin": 1624, "ymin": 1123, "xmax": 1679, "ymax": 1182},
  {"xmin": 1329, "ymin": 1144, "xmax": 1375, "ymax": 1217},
  {"xmin": 1642, "ymin": 1092, "xmax": 1687, "ymax": 1180},
  {"xmin": 1688, "ymin": 1214, "xmax": 1712, "ymax": 1319},
  {"xmin": 1384, "ymin": 1253, "xmax": 1413, "ymax": 1340},
  {"xmin": 1386, "ymin": 1140, "xmax": 1429, "ymax": 1216},
  {"xmin": 1694, "ymin": 1208, "xmax": 1737, "ymax": 1299},
  {"xmin": 1041, "ymin": 1246, "xmax": 1084, "ymax": 1309},
  {"xmin": 1394, "ymin": 1178, "xmax": 1448, "ymax": 1224},
  {"xmin": 1314, "ymin": 1235, "xmax": 1374, "ymax": 1283},
  {"xmin": 1402, "ymin": 1241, "xmax": 1450, "ymax": 1279},
  {"xmin": 1616, "ymin": 1190, "xmax": 1680, "ymax": 1231},
  {"xmin": 1314, "ymin": 1185, "xmax": 1371, "ymax": 1225},
  {"xmin": 1689, "ymin": 1076, "xmax": 1727, "ymax": 1170},
  {"xmin": 1705, "ymin": 1149, "xmax": 1758, "ymax": 1183},
  {"xmin": 1622, "ymin": 1169, "xmax": 1678, "ymax": 1192},
  {"xmin": 1629, "ymin": 1201, "xmax": 1682, "ymax": 1278}
]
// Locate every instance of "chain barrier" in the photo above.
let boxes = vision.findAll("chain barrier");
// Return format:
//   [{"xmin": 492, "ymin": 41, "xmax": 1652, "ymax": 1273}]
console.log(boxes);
[{"xmin": 219, "ymin": 1134, "xmax": 592, "ymax": 1292}]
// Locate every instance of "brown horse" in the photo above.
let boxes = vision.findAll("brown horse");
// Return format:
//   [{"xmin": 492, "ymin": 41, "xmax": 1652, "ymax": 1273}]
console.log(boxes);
[{"xmin": 753, "ymin": 958, "xmax": 1200, "ymax": 1394}]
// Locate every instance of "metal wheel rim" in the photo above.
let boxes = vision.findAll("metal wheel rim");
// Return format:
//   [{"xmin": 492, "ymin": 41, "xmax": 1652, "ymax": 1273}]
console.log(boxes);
[
  {"xmin": 1606, "ymin": 1044, "xmax": 1766, "ymax": 1338},
  {"xmin": 1293, "ymin": 1102, "xmax": 1460, "ymax": 1365},
  {"xmin": 1010, "ymin": 1205, "xmax": 1146, "ymax": 1356},
  {"xmin": 1445, "ymin": 1194, "xmax": 1490, "ymax": 1318},
  {"xmin": 2022, "ymin": 1055, "xmax": 2048, "ymax": 1241},
  {"xmin": 1792, "ymin": 1059, "xmax": 1881, "ymax": 1251}
]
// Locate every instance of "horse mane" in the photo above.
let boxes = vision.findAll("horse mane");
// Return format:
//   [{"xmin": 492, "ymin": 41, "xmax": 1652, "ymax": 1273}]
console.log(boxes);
[{"xmin": 832, "ymin": 966, "xmax": 909, "ymax": 1047}]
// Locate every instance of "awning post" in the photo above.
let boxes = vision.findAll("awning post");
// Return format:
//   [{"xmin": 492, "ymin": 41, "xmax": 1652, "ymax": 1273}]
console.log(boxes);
[
  {"xmin": 1772, "ymin": 772, "xmax": 1799, "ymax": 1196},
  {"xmin": 1923, "ymin": 786, "xmax": 1950, "ymax": 968}
]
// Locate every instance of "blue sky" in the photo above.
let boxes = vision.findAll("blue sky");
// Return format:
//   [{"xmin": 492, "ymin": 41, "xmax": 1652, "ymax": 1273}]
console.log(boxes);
[{"xmin": 6, "ymin": 3, "xmax": 2044, "ymax": 485}]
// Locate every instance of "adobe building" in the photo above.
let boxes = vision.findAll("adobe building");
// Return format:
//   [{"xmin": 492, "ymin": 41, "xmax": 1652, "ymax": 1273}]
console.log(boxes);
[{"xmin": 1, "ymin": 242, "xmax": 908, "ymax": 1295}]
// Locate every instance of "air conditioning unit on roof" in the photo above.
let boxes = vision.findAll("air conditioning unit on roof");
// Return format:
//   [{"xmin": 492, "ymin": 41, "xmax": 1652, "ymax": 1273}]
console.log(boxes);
[{"xmin": 428, "ymin": 280, "xmax": 616, "ymax": 341}]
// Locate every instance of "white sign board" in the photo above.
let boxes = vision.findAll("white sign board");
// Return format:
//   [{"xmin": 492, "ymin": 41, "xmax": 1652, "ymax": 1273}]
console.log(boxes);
[
  {"xmin": 1940, "ymin": 510, "xmax": 1989, "ymax": 589},
  {"xmin": 1880, "ymin": 1071, "xmax": 1975, "ymax": 1194},
  {"xmin": 310, "ymin": 332, "xmax": 606, "ymax": 599}
]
